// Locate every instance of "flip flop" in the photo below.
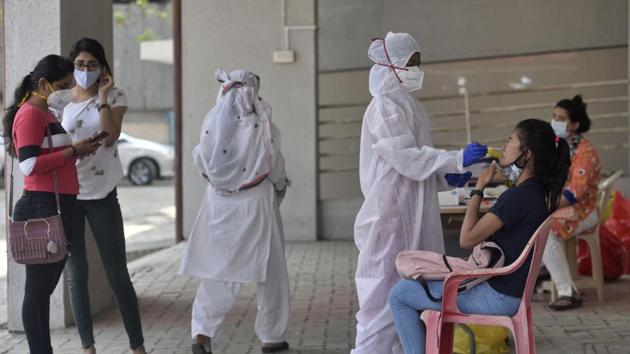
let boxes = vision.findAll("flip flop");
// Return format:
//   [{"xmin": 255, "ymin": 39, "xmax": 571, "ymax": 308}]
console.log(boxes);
[
  {"xmin": 548, "ymin": 295, "xmax": 583, "ymax": 311},
  {"xmin": 261, "ymin": 341, "xmax": 289, "ymax": 353}
]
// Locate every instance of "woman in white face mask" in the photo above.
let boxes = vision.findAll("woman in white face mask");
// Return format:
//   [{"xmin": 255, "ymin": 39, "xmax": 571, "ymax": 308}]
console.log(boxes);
[
  {"xmin": 50, "ymin": 37, "xmax": 147, "ymax": 354},
  {"xmin": 543, "ymin": 95, "xmax": 601, "ymax": 311}
]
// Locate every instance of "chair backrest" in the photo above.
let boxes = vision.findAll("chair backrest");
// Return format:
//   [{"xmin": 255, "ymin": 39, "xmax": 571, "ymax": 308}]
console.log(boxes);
[
  {"xmin": 597, "ymin": 170, "xmax": 624, "ymax": 215},
  {"xmin": 505, "ymin": 216, "xmax": 553, "ymax": 306}
]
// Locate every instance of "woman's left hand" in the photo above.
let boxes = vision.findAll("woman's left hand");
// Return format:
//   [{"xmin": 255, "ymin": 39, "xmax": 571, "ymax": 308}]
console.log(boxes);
[
  {"xmin": 98, "ymin": 74, "xmax": 114, "ymax": 102},
  {"xmin": 476, "ymin": 161, "xmax": 498, "ymax": 190}
]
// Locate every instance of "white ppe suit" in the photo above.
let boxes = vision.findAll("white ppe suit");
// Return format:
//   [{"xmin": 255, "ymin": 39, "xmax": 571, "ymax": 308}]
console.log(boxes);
[{"xmin": 352, "ymin": 32, "xmax": 468, "ymax": 354}]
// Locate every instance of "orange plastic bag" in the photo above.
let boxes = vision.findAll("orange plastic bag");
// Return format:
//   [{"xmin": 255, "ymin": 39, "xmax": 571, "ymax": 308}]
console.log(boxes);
[
  {"xmin": 578, "ymin": 225, "xmax": 626, "ymax": 280},
  {"xmin": 605, "ymin": 192, "xmax": 630, "ymax": 274}
]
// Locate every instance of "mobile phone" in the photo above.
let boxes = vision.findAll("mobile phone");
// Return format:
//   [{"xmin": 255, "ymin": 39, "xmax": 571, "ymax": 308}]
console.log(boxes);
[{"xmin": 89, "ymin": 131, "xmax": 110, "ymax": 143}]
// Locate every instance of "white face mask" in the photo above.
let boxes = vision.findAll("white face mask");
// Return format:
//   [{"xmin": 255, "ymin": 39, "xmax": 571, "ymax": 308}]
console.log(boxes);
[
  {"xmin": 500, "ymin": 152, "xmax": 528, "ymax": 183},
  {"xmin": 398, "ymin": 66, "xmax": 424, "ymax": 92},
  {"xmin": 551, "ymin": 119, "xmax": 568, "ymax": 138},
  {"xmin": 47, "ymin": 89, "xmax": 72, "ymax": 111},
  {"xmin": 74, "ymin": 69, "xmax": 100, "ymax": 89},
  {"xmin": 502, "ymin": 164, "xmax": 523, "ymax": 183}
]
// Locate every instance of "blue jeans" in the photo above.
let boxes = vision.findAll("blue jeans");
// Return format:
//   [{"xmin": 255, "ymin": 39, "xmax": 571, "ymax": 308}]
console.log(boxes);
[
  {"xmin": 389, "ymin": 279, "xmax": 521, "ymax": 354},
  {"xmin": 64, "ymin": 189, "xmax": 144, "ymax": 349}
]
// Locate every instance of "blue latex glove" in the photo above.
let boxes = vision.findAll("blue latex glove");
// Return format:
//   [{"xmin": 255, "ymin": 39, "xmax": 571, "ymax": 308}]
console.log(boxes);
[
  {"xmin": 445, "ymin": 172, "xmax": 472, "ymax": 188},
  {"xmin": 463, "ymin": 142, "xmax": 488, "ymax": 167}
]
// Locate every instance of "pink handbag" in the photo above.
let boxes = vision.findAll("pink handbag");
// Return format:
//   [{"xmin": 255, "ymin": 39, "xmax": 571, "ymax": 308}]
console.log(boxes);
[
  {"xmin": 8, "ymin": 125, "xmax": 68, "ymax": 265},
  {"xmin": 395, "ymin": 241, "xmax": 504, "ymax": 301}
]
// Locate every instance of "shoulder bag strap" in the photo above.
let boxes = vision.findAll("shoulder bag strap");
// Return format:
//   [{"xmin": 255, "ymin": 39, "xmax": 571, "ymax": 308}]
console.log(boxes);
[{"xmin": 45, "ymin": 124, "xmax": 62, "ymax": 214}]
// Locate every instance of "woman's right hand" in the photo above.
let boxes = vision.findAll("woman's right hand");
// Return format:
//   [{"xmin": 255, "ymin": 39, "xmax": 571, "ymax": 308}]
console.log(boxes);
[
  {"xmin": 73, "ymin": 139, "xmax": 100, "ymax": 157},
  {"xmin": 475, "ymin": 161, "xmax": 498, "ymax": 190}
]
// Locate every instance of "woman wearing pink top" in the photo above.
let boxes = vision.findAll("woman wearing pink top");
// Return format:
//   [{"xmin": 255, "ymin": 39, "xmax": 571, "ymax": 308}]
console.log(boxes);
[{"xmin": 3, "ymin": 54, "xmax": 99, "ymax": 354}]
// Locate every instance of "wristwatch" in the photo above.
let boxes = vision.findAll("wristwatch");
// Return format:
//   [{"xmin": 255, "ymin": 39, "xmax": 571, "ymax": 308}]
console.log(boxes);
[{"xmin": 469, "ymin": 189, "xmax": 484, "ymax": 199}]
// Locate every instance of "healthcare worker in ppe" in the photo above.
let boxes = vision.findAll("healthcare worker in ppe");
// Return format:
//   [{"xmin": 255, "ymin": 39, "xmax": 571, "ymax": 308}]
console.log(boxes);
[
  {"xmin": 351, "ymin": 32, "xmax": 487, "ymax": 354},
  {"xmin": 179, "ymin": 69, "xmax": 290, "ymax": 354}
]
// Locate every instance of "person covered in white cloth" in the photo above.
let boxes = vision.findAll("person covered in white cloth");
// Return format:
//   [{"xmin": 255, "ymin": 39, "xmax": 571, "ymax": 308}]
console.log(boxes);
[
  {"xmin": 351, "ymin": 32, "xmax": 487, "ymax": 354},
  {"xmin": 179, "ymin": 69, "xmax": 290, "ymax": 354}
]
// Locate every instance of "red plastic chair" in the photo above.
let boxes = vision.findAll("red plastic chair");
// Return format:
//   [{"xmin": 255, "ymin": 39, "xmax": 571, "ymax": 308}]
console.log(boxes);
[{"xmin": 421, "ymin": 216, "xmax": 553, "ymax": 354}]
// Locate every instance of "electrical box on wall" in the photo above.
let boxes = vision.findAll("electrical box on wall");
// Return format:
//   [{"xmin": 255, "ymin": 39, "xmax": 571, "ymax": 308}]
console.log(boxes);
[{"xmin": 273, "ymin": 50, "xmax": 296, "ymax": 63}]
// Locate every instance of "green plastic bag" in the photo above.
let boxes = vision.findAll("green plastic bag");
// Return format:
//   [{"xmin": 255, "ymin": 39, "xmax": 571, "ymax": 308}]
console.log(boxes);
[
  {"xmin": 453, "ymin": 324, "xmax": 510, "ymax": 354},
  {"xmin": 600, "ymin": 191, "xmax": 616, "ymax": 223}
]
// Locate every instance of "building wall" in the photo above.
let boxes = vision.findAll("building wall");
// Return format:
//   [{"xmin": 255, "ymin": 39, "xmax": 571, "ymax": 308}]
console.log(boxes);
[
  {"xmin": 113, "ymin": 3, "xmax": 173, "ymax": 112},
  {"xmin": 318, "ymin": 0, "xmax": 628, "ymax": 71},
  {"xmin": 181, "ymin": 0, "xmax": 318, "ymax": 241},
  {"xmin": 316, "ymin": 0, "xmax": 629, "ymax": 239}
]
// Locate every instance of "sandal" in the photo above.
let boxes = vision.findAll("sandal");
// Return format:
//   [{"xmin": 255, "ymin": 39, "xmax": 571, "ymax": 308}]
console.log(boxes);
[
  {"xmin": 548, "ymin": 295, "xmax": 583, "ymax": 311},
  {"xmin": 261, "ymin": 341, "xmax": 289, "ymax": 353}
]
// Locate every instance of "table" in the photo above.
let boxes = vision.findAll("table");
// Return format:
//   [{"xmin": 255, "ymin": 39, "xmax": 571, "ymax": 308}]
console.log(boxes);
[
  {"xmin": 440, "ymin": 199, "xmax": 496, "ymax": 229},
  {"xmin": 440, "ymin": 199, "xmax": 496, "ymax": 214}
]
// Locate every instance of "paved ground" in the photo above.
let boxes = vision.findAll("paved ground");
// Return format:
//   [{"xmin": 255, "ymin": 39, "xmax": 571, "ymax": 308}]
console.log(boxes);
[
  {"xmin": 0, "ymin": 182, "xmax": 175, "ymax": 328},
  {"xmin": 1, "ymin": 240, "xmax": 630, "ymax": 354}
]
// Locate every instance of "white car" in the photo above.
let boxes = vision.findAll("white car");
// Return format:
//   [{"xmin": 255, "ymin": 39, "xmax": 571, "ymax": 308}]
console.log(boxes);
[{"xmin": 117, "ymin": 132, "xmax": 174, "ymax": 185}]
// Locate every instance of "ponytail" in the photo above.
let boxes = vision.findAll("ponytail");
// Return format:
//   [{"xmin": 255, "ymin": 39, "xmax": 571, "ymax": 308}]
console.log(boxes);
[
  {"xmin": 3, "ymin": 74, "xmax": 35, "ymax": 157},
  {"xmin": 515, "ymin": 119, "xmax": 571, "ymax": 213},
  {"xmin": 2, "ymin": 55, "xmax": 74, "ymax": 157}
]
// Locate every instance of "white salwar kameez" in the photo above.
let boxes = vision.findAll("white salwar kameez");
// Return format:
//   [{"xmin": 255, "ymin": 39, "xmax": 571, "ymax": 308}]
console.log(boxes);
[{"xmin": 179, "ymin": 70, "xmax": 290, "ymax": 346}]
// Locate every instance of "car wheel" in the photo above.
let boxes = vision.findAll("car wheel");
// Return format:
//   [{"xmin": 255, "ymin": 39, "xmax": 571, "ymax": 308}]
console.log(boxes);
[{"xmin": 128, "ymin": 158, "xmax": 158, "ymax": 186}]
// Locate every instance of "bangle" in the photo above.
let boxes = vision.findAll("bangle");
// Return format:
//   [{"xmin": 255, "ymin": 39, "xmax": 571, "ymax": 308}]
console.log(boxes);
[
  {"xmin": 469, "ymin": 189, "xmax": 484, "ymax": 199},
  {"xmin": 70, "ymin": 146, "xmax": 77, "ymax": 156},
  {"xmin": 98, "ymin": 103, "xmax": 110, "ymax": 112}
]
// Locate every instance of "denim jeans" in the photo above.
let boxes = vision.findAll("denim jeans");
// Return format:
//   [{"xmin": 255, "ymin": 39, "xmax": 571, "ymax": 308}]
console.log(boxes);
[
  {"xmin": 64, "ymin": 189, "xmax": 144, "ymax": 349},
  {"xmin": 13, "ymin": 191, "xmax": 76, "ymax": 354},
  {"xmin": 389, "ymin": 279, "xmax": 521, "ymax": 354}
]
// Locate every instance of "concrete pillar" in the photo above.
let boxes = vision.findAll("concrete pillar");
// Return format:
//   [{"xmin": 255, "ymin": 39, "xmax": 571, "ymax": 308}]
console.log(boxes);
[
  {"xmin": 181, "ymin": 0, "xmax": 318, "ymax": 241},
  {"xmin": 4, "ymin": 0, "xmax": 114, "ymax": 331}
]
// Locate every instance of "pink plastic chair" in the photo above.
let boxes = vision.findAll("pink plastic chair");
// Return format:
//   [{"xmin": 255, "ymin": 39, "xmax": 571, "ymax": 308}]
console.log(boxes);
[{"xmin": 421, "ymin": 215, "xmax": 553, "ymax": 354}]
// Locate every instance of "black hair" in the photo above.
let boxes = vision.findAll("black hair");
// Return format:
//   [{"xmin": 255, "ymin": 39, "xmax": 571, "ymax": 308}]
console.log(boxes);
[
  {"xmin": 2, "ymin": 55, "xmax": 74, "ymax": 157},
  {"xmin": 69, "ymin": 37, "xmax": 112, "ymax": 76},
  {"xmin": 556, "ymin": 95, "xmax": 591, "ymax": 134},
  {"xmin": 515, "ymin": 118, "xmax": 571, "ymax": 212}
]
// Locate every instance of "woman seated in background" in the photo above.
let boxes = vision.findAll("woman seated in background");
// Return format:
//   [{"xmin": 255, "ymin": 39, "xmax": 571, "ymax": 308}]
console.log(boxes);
[
  {"xmin": 388, "ymin": 119, "xmax": 570, "ymax": 354},
  {"xmin": 543, "ymin": 95, "xmax": 601, "ymax": 311}
]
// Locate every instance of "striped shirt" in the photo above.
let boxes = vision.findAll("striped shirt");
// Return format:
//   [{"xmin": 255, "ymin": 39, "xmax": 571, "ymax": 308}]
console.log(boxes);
[{"xmin": 12, "ymin": 102, "xmax": 79, "ymax": 195}]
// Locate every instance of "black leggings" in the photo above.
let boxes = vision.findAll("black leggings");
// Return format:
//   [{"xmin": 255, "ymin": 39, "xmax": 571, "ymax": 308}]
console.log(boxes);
[{"xmin": 13, "ymin": 191, "xmax": 76, "ymax": 354}]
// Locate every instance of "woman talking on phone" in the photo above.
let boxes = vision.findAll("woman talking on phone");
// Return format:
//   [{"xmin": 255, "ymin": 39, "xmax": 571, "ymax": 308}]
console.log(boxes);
[{"xmin": 53, "ymin": 37, "xmax": 146, "ymax": 354}]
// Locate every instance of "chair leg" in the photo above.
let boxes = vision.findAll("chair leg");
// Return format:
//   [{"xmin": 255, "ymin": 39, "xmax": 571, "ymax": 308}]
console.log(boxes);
[
  {"xmin": 586, "ymin": 236, "xmax": 605, "ymax": 302},
  {"xmin": 437, "ymin": 323, "xmax": 455, "ymax": 354},
  {"xmin": 549, "ymin": 281, "xmax": 557, "ymax": 303},
  {"xmin": 513, "ymin": 312, "xmax": 536, "ymax": 354},
  {"xmin": 565, "ymin": 238, "xmax": 578, "ymax": 279},
  {"xmin": 424, "ymin": 313, "xmax": 441, "ymax": 354}
]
